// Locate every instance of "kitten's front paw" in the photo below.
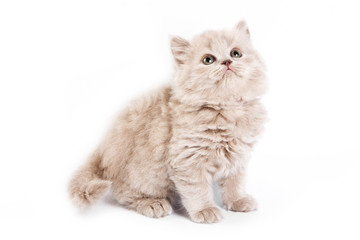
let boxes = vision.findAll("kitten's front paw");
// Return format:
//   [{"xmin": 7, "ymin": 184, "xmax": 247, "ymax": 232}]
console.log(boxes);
[
  {"xmin": 226, "ymin": 195, "xmax": 257, "ymax": 212},
  {"xmin": 190, "ymin": 207, "xmax": 223, "ymax": 224}
]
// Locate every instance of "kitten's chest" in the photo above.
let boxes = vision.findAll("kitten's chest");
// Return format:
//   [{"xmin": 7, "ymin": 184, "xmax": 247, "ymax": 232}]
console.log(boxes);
[
  {"xmin": 196, "ymin": 102, "xmax": 266, "ymax": 178},
  {"xmin": 171, "ymin": 100, "xmax": 266, "ymax": 177},
  {"xmin": 209, "ymin": 101, "xmax": 265, "ymax": 143},
  {"xmin": 200, "ymin": 106, "xmax": 254, "ymax": 141}
]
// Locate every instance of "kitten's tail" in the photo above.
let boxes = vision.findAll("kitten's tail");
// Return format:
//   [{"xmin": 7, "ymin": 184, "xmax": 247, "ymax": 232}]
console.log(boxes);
[{"xmin": 68, "ymin": 150, "xmax": 111, "ymax": 208}]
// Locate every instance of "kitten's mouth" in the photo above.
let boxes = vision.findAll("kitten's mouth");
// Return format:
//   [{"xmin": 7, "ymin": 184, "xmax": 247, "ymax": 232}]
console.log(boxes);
[
  {"xmin": 225, "ymin": 67, "xmax": 234, "ymax": 74},
  {"xmin": 222, "ymin": 67, "xmax": 242, "ymax": 79},
  {"xmin": 223, "ymin": 63, "xmax": 234, "ymax": 72}
]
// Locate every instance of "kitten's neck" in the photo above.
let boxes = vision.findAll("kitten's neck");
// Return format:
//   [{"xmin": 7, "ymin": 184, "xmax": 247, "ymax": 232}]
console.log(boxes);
[{"xmin": 170, "ymin": 88, "xmax": 259, "ymax": 113}]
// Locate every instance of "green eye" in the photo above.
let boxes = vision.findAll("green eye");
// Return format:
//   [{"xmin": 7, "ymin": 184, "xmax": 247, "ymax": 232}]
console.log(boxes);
[
  {"xmin": 202, "ymin": 55, "xmax": 216, "ymax": 65},
  {"xmin": 230, "ymin": 49, "xmax": 242, "ymax": 58}
]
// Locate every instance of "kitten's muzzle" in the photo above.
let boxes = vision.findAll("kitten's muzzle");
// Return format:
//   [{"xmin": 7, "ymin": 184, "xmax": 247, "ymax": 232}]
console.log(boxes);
[{"xmin": 222, "ymin": 60, "xmax": 233, "ymax": 70}]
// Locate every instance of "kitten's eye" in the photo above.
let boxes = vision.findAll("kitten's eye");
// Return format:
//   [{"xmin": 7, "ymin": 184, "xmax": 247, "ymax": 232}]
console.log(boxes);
[
  {"xmin": 230, "ymin": 49, "xmax": 242, "ymax": 58},
  {"xmin": 202, "ymin": 55, "xmax": 216, "ymax": 65}
]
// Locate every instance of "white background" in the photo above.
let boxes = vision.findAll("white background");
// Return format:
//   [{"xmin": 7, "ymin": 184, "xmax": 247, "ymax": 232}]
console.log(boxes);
[{"xmin": 1, "ymin": 0, "xmax": 359, "ymax": 239}]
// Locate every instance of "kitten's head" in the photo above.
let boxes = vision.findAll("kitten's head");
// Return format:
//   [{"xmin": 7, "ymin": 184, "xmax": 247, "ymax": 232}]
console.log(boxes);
[{"xmin": 171, "ymin": 20, "xmax": 267, "ymax": 104}]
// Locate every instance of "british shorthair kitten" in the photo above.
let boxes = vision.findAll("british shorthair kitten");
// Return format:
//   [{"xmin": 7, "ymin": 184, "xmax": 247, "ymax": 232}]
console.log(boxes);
[{"xmin": 69, "ymin": 20, "xmax": 267, "ymax": 223}]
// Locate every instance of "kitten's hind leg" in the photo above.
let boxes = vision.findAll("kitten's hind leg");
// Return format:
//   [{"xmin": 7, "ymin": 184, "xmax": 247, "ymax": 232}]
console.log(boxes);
[
  {"xmin": 132, "ymin": 197, "xmax": 172, "ymax": 218},
  {"xmin": 112, "ymin": 187, "xmax": 173, "ymax": 218}
]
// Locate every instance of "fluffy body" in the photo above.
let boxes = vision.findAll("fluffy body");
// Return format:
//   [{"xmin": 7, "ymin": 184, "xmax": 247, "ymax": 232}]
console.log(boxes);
[{"xmin": 69, "ymin": 20, "xmax": 267, "ymax": 223}]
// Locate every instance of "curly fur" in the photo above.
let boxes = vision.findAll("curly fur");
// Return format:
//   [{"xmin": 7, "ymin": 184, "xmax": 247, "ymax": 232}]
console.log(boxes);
[{"xmin": 69, "ymin": 20, "xmax": 267, "ymax": 223}]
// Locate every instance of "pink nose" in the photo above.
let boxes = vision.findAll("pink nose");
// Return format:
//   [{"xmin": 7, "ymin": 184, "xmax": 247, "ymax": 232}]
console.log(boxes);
[{"xmin": 221, "ymin": 59, "xmax": 232, "ymax": 67}]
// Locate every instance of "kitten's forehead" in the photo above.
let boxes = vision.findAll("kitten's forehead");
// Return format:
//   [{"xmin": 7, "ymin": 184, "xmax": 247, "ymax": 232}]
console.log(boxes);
[{"xmin": 192, "ymin": 30, "xmax": 238, "ymax": 53}]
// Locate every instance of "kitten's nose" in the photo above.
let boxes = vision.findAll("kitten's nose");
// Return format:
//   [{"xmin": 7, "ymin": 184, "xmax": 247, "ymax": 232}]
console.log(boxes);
[{"xmin": 221, "ymin": 60, "xmax": 232, "ymax": 66}]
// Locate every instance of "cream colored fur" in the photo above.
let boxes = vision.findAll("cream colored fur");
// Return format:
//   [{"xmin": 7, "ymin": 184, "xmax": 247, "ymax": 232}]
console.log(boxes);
[{"xmin": 69, "ymin": 20, "xmax": 267, "ymax": 223}]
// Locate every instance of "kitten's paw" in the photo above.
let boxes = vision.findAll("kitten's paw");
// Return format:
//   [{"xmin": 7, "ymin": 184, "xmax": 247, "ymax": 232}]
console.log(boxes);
[
  {"xmin": 136, "ymin": 198, "xmax": 172, "ymax": 218},
  {"xmin": 190, "ymin": 207, "xmax": 223, "ymax": 224},
  {"xmin": 226, "ymin": 195, "xmax": 257, "ymax": 212}
]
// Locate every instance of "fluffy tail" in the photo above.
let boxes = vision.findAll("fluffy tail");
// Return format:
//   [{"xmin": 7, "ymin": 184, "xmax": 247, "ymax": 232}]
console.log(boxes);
[{"xmin": 68, "ymin": 150, "xmax": 111, "ymax": 208}]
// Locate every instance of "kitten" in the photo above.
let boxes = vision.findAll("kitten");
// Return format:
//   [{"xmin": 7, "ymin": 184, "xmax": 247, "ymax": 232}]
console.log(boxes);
[{"xmin": 69, "ymin": 20, "xmax": 267, "ymax": 223}]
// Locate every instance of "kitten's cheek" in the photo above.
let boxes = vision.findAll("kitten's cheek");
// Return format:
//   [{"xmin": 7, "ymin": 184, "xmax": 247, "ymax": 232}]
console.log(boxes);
[{"xmin": 208, "ymin": 71, "xmax": 221, "ymax": 81}]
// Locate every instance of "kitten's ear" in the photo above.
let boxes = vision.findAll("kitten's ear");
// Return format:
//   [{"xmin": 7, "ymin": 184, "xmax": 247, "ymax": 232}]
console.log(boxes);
[
  {"xmin": 170, "ymin": 36, "xmax": 190, "ymax": 65},
  {"xmin": 234, "ymin": 20, "xmax": 250, "ymax": 38}
]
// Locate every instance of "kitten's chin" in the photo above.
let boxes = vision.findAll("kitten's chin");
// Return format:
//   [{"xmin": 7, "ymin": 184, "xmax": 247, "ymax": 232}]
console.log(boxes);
[
  {"xmin": 218, "ymin": 71, "xmax": 236, "ymax": 84},
  {"xmin": 216, "ymin": 75, "xmax": 267, "ymax": 101}
]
